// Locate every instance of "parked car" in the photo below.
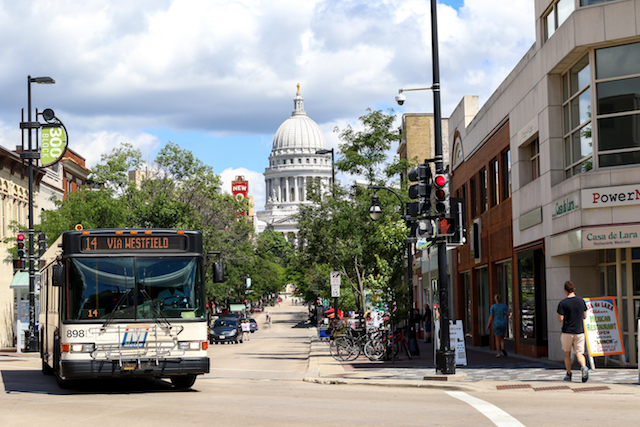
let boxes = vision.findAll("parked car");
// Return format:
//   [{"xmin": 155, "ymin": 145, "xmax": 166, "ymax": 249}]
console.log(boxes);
[
  {"xmin": 209, "ymin": 318, "xmax": 243, "ymax": 344},
  {"xmin": 247, "ymin": 317, "xmax": 258, "ymax": 332}
]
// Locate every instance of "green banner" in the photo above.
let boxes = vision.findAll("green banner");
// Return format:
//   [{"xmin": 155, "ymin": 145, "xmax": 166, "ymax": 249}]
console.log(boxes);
[{"xmin": 40, "ymin": 125, "xmax": 68, "ymax": 167}]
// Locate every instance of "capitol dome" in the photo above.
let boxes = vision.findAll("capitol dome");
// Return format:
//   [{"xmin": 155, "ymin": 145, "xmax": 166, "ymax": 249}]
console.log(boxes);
[
  {"xmin": 255, "ymin": 85, "xmax": 333, "ymax": 242},
  {"xmin": 271, "ymin": 89, "xmax": 326, "ymax": 154}
]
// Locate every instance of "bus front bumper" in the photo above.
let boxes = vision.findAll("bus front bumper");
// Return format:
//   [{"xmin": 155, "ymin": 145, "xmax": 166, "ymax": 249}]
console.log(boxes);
[{"xmin": 59, "ymin": 357, "xmax": 210, "ymax": 380}]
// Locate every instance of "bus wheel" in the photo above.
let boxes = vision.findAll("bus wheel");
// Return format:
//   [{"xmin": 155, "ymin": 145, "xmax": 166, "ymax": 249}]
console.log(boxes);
[{"xmin": 171, "ymin": 375, "xmax": 196, "ymax": 389}]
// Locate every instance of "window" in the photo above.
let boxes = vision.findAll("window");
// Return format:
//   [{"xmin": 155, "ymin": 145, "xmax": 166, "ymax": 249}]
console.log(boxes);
[
  {"xmin": 563, "ymin": 55, "xmax": 593, "ymax": 178},
  {"xmin": 530, "ymin": 138, "xmax": 540, "ymax": 182},
  {"xmin": 470, "ymin": 177, "xmax": 477, "ymax": 218},
  {"xmin": 479, "ymin": 168, "xmax": 488, "ymax": 213},
  {"xmin": 596, "ymin": 41, "xmax": 640, "ymax": 167},
  {"xmin": 490, "ymin": 159, "xmax": 500, "ymax": 207},
  {"xmin": 581, "ymin": 0, "xmax": 616, "ymax": 5},
  {"xmin": 544, "ymin": 0, "xmax": 574, "ymax": 41},
  {"xmin": 502, "ymin": 149, "xmax": 511, "ymax": 200}
]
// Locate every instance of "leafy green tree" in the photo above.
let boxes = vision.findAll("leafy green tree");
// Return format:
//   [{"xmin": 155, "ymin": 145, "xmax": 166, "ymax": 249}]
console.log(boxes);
[{"xmin": 333, "ymin": 108, "xmax": 403, "ymax": 184}]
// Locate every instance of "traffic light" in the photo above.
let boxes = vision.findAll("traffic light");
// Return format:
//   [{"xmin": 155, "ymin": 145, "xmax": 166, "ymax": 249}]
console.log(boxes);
[
  {"xmin": 38, "ymin": 232, "xmax": 47, "ymax": 255},
  {"xmin": 407, "ymin": 163, "xmax": 431, "ymax": 217},
  {"xmin": 17, "ymin": 233, "xmax": 26, "ymax": 265},
  {"xmin": 432, "ymin": 172, "xmax": 449, "ymax": 216}
]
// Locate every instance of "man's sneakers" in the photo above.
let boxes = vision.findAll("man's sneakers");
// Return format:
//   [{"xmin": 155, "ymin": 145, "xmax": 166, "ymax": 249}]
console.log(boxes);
[
  {"xmin": 564, "ymin": 372, "xmax": 572, "ymax": 382},
  {"xmin": 581, "ymin": 366, "xmax": 589, "ymax": 383}
]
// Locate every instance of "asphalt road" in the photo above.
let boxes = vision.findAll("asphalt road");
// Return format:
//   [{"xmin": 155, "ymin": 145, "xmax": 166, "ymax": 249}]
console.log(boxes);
[{"xmin": 1, "ymin": 302, "xmax": 639, "ymax": 427}]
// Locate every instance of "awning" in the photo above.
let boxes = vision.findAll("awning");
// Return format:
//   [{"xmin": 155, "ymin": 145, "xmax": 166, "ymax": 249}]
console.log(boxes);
[{"xmin": 9, "ymin": 271, "xmax": 29, "ymax": 289}]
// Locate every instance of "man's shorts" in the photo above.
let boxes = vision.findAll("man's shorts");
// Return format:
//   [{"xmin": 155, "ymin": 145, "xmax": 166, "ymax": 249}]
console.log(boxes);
[{"xmin": 561, "ymin": 333, "xmax": 585, "ymax": 354}]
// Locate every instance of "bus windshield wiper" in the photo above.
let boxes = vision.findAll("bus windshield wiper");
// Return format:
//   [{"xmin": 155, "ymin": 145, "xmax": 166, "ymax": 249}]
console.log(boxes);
[
  {"xmin": 101, "ymin": 288, "xmax": 132, "ymax": 332},
  {"xmin": 139, "ymin": 288, "xmax": 172, "ymax": 330}
]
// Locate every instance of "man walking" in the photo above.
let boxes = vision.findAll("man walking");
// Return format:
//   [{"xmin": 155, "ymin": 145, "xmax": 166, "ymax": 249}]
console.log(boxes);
[{"xmin": 557, "ymin": 280, "xmax": 589, "ymax": 382}]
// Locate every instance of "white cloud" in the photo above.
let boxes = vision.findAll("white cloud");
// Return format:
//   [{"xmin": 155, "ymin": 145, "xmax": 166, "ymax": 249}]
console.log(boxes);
[{"xmin": 0, "ymin": 0, "xmax": 536, "ymax": 203}]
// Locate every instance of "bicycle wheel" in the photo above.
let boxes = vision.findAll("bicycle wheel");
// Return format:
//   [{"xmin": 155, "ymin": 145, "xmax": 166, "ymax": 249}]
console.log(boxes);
[
  {"xmin": 337, "ymin": 337, "xmax": 360, "ymax": 361},
  {"xmin": 364, "ymin": 339, "xmax": 386, "ymax": 361},
  {"xmin": 403, "ymin": 340, "xmax": 412, "ymax": 360},
  {"xmin": 329, "ymin": 338, "xmax": 344, "ymax": 360}
]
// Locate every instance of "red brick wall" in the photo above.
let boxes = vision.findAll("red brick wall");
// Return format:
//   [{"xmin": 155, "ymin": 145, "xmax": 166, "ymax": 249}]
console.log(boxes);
[{"xmin": 450, "ymin": 121, "xmax": 517, "ymax": 348}]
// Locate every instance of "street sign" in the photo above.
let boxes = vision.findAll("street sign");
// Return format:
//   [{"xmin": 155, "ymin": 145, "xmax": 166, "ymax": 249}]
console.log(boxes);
[{"xmin": 330, "ymin": 271, "xmax": 340, "ymax": 297}]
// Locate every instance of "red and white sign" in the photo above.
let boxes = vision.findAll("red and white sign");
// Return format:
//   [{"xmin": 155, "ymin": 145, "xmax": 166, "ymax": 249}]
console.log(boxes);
[
  {"xmin": 581, "ymin": 184, "xmax": 640, "ymax": 209},
  {"xmin": 232, "ymin": 176, "xmax": 249, "ymax": 216}
]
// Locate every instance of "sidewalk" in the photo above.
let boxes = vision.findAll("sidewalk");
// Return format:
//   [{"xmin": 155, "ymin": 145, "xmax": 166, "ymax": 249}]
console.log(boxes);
[{"xmin": 304, "ymin": 332, "xmax": 640, "ymax": 393}]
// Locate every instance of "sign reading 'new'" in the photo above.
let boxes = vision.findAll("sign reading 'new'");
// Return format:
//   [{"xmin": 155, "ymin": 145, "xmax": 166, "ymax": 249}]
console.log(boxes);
[{"xmin": 581, "ymin": 184, "xmax": 640, "ymax": 209}]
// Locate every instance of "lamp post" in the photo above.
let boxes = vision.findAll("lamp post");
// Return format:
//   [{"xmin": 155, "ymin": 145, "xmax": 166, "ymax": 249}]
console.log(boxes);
[
  {"xmin": 22, "ymin": 75, "xmax": 55, "ymax": 352},
  {"xmin": 368, "ymin": 185, "xmax": 415, "ymax": 335},
  {"xmin": 316, "ymin": 148, "xmax": 337, "ymax": 319},
  {"xmin": 315, "ymin": 148, "xmax": 334, "ymax": 195}
]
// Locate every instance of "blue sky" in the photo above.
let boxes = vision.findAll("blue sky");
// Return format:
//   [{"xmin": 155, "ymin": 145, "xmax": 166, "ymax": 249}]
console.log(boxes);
[{"xmin": 0, "ymin": 0, "xmax": 535, "ymax": 211}]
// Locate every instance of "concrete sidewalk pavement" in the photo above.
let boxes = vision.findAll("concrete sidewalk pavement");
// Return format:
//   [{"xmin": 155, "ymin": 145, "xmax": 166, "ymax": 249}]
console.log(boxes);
[{"xmin": 303, "ymin": 330, "xmax": 640, "ymax": 394}]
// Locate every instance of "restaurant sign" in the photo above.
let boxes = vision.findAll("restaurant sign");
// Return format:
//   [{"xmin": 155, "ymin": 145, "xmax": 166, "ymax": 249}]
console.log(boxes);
[
  {"xmin": 583, "ymin": 297, "xmax": 624, "ymax": 357},
  {"xmin": 582, "ymin": 224, "xmax": 640, "ymax": 249},
  {"xmin": 552, "ymin": 191, "xmax": 580, "ymax": 219}
]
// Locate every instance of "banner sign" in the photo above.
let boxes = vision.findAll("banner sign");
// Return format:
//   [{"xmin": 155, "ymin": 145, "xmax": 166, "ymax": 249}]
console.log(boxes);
[
  {"xmin": 583, "ymin": 297, "xmax": 625, "ymax": 357},
  {"xmin": 40, "ymin": 125, "xmax": 68, "ymax": 167},
  {"xmin": 232, "ymin": 175, "xmax": 249, "ymax": 217}
]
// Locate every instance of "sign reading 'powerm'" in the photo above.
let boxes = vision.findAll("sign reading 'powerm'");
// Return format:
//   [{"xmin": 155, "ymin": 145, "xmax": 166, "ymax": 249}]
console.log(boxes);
[{"xmin": 80, "ymin": 235, "xmax": 188, "ymax": 252}]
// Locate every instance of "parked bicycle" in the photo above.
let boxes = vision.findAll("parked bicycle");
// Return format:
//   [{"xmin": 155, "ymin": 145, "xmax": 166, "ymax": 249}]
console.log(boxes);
[
  {"xmin": 363, "ymin": 328, "xmax": 412, "ymax": 361},
  {"xmin": 329, "ymin": 328, "xmax": 384, "ymax": 361}
]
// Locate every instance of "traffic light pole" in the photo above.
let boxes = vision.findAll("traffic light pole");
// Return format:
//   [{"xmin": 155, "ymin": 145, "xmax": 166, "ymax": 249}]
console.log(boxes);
[{"xmin": 431, "ymin": 0, "xmax": 455, "ymax": 374}]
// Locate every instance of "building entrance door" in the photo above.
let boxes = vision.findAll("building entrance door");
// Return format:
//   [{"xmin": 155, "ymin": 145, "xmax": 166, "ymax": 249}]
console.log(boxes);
[{"xmin": 477, "ymin": 267, "xmax": 490, "ymax": 346}]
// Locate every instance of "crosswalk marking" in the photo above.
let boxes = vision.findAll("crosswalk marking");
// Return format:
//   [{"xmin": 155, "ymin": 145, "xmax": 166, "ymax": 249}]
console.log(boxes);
[{"xmin": 446, "ymin": 391, "xmax": 526, "ymax": 427}]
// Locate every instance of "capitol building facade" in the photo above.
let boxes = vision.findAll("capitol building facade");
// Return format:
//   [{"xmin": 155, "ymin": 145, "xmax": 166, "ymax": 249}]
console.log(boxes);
[{"xmin": 254, "ymin": 87, "xmax": 333, "ymax": 242}]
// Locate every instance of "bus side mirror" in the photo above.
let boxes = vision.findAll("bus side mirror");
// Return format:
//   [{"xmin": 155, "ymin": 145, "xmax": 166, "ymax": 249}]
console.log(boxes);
[
  {"xmin": 53, "ymin": 264, "xmax": 65, "ymax": 287},
  {"xmin": 213, "ymin": 261, "xmax": 224, "ymax": 283}
]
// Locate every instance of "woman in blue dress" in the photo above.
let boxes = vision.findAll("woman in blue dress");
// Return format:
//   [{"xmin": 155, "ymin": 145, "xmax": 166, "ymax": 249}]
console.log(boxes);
[{"xmin": 486, "ymin": 294, "xmax": 510, "ymax": 357}]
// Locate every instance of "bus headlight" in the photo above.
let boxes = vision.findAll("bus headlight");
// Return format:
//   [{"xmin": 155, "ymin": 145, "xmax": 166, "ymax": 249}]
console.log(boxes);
[
  {"xmin": 69, "ymin": 343, "xmax": 96, "ymax": 353},
  {"xmin": 178, "ymin": 341, "xmax": 201, "ymax": 351}
]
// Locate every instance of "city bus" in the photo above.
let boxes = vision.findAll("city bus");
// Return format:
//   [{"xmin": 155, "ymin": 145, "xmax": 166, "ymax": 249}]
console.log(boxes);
[{"xmin": 39, "ymin": 228, "xmax": 216, "ymax": 389}]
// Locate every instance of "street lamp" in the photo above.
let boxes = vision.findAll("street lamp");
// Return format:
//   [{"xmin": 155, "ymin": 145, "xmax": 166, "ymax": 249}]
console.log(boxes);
[
  {"xmin": 315, "ymin": 148, "xmax": 334, "ymax": 194},
  {"xmin": 368, "ymin": 185, "xmax": 418, "ymax": 354},
  {"xmin": 22, "ymin": 75, "xmax": 55, "ymax": 352}
]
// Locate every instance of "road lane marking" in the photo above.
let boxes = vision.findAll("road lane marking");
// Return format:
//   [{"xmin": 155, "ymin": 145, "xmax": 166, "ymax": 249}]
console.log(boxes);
[{"xmin": 446, "ymin": 391, "xmax": 525, "ymax": 427}]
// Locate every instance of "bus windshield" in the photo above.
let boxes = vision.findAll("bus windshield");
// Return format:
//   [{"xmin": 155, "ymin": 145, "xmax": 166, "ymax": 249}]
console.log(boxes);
[{"xmin": 66, "ymin": 256, "xmax": 204, "ymax": 321}]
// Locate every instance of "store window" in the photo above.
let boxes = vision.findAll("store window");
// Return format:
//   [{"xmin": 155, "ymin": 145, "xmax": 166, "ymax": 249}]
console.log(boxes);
[
  {"xmin": 517, "ymin": 249, "xmax": 547, "ymax": 346},
  {"xmin": 563, "ymin": 55, "xmax": 593, "ymax": 178},
  {"xmin": 544, "ymin": 0, "xmax": 574, "ymax": 41},
  {"xmin": 596, "ymin": 41, "xmax": 640, "ymax": 167}
]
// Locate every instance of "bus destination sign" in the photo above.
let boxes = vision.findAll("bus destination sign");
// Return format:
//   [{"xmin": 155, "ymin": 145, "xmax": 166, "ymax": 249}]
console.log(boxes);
[{"xmin": 80, "ymin": 235, "xmax": 188, "ymax": 252}]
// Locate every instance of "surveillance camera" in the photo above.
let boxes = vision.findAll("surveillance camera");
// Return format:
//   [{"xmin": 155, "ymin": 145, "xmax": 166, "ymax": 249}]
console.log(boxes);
[{"xmin": 395, "ymin": 93, "xmax": 406, "ymax": 106}]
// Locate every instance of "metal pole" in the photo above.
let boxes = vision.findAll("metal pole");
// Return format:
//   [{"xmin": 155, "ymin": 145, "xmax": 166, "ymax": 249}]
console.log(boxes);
[
  {"xmin": 26, "ymin": 76, "xmax": 37, "ymax": 352},
  {"xmin": 431, "ymin": 0, "xmax": 455, "ymax": 374}
]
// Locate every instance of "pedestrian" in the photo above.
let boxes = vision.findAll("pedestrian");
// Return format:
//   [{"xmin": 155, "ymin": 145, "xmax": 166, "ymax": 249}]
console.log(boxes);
[
  {"xmin": 265, "ymin": 311, "xmax": 272, "ymax": 328},
  {"xmin": 486, "ymin": 294, "xmax": 510, "ymax": 357},
  {"xmin": 422, "ymin": 304, "xmax": 432, "ymax": 343},
  {"xmin": 557, "ymin": 280, "xmax": 589, "ymax": 382},
  {"xmin": 241, "ymin": 318, "xmax": 251, "ymax": 341}
]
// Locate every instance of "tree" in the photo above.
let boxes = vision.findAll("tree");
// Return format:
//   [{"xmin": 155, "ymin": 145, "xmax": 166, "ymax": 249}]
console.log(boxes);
[{"xmin": 333, "ymin": 108, "xmax": 403, "ymax": 184}]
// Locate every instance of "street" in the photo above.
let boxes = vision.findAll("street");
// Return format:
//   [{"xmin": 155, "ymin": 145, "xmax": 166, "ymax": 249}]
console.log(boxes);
[{"xmin": 1, "ymin": 302, "xmax": 639, "ymax": 427}]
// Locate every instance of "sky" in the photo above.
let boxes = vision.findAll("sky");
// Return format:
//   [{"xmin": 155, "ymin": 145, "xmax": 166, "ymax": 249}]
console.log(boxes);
[{"xmin": 0, "ymin": 0, "xmax": 535, "ymax": 212}]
